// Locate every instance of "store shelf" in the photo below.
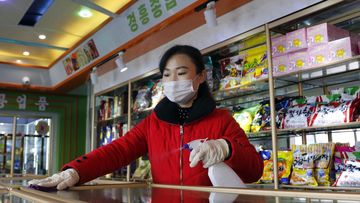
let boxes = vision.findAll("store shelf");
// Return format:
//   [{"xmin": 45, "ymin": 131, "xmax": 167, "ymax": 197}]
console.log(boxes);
[
  {"xmin": 281, "ymin": 185, "xmax": 360, "ymax": 192},
  {"xmin": 246, "ymin": 121, "xmax": 360, "ymax": 139},
  {"xmin": 97, "ymin": 114, "xmax": 128, "ymax": 124},
  {"xmin": 275, "ymin": 56, "xmax": 360, "ymax": 87}
]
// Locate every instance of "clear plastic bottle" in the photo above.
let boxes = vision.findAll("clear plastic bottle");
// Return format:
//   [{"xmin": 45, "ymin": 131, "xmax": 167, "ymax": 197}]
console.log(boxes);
[{"xmin": 183, "ymin": 139, "xmax": 246, "ymax": 188}]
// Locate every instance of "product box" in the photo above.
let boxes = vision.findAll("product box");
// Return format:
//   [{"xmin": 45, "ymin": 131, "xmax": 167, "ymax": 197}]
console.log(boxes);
[
  {"xmin": 288, "ymin": 50, "xmax": 309, "ymax": 70},
  {"xmin": 273, "ymin": 55, "xmax": 291, "ymax": 76},
  {"xmin": 308, "ymin": 44, "xmax": 330, "ymax": 68},
  {"xmin": 271, "ymin": 35, "xmax": 287, "ymax": 57},
  {"xmin": 329, "ymin": 37, "xmax": 359, "ymax": 62},
  {"xmin": 307, "ymin": 23, "xmax": 349, "ymax": 47},
  {"xmin": 286, "ymin": 28, "xmax": 307, "ymax": 53}
]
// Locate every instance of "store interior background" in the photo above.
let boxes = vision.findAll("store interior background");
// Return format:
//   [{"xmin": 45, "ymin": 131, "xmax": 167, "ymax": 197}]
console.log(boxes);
[{"xmin": 0, "ymin": 0, "xmax": 360, "ymax": 196}]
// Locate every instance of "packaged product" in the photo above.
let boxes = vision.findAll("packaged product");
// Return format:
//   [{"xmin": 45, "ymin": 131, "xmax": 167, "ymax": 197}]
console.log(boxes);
[
  {"xmin": 271, "ymin": 35, "xmax": 287, "ymax": 57},
  {"xmin": 290, "ymin": 145, "xmax": 318, "ymax": 186},
  {"xmin": 233, "ymin": 105, "xmax": 261, "ymax": 133},
  {"xmin": 288, "ymin": 51, "xmax": 310, "ymax": 70},
  {"xmin": 273, "ymin": 55, "xmax": 292, "ymax": 77},
  {"xmin": 306, "ymin": 23, "xmax": 349, "ymax": 47},
  {"xmin": 308, "ymin": 44, "xmax": 330, "ymax": 68},
  {"xmin": 309, "ymin": 100, "xmax": 359, "ymax": 127},
  {"xmin": 239, "ymin": 45, "xmax": 268, "ymax": 84},
  {"xmin": 251, "ymin": 103, "xmax": 270, "ymax": 132},
  {"xmin": 258, "ymin": 150, "xmax": 293, "ymax": 184},
  {"xmin": 334, "ymin": 160, "xmax": 360, "ymax": 187},
  {"xmin": 133, "ymin": 81, "xmax": 154, "ymax": 112},
  {"xmin": 329, "ymin": 37, "xmax": 359, "ymax": 62},
  {"xmin": 313, "ymin": 143, "xmax": 335, "ymax": 186},
  {"xmin": 286, "ymin": 28, "xmax": 307, "ymax": 53},
  {"xmin": 219, "ymin": 55, "xmax": 243, "ymax": 90},
  {"xmin": 284, "ymin": 104, "xmax": 315, "ymax": 129},
  {"xmin": 150, "ymin": 80, "xmax": 164, "ymax": 109}
]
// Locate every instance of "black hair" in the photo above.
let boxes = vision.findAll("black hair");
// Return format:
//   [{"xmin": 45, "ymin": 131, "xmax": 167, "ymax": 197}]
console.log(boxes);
[{"xmin": 159, "ymin": 45, "xmax": 213, "ymax": 99}]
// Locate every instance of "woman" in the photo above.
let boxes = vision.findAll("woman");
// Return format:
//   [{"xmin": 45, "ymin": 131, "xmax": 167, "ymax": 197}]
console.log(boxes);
[{"xmin": 29, "ymin": 45, "xmax": 263, "ymax": 190}]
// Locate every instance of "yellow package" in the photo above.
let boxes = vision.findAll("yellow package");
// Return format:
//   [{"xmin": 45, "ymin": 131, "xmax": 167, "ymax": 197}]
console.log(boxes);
[
  {"xmin": 314, "ymin": 143, "xmax": 335, "ymax": 186},
  {"xmin": 260, "ymin": 160, "xmax": 274, "ymax": 183},
  {"xmin": 315, "ymin": 168, "xmax": 331, "ymax": 186},
  {"xmin": 259, "ymin": 151, "xmax": 293, "ymax": 184},
  {"xmin": 290, "ymin": 168, "xmax": 318, "ymax": 186},
  {"xmin": 278, "ymin": 151, "xmax": 293, "ymax": 184},
  {"xmin": 290, "ymin": 144, "xmax": 318, "ymax": 186}
]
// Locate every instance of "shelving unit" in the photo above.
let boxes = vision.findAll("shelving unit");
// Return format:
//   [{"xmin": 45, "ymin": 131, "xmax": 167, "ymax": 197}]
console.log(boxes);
[{"xmin": 91, "ymin": 0, "xmax": 360, "ymax": 192}]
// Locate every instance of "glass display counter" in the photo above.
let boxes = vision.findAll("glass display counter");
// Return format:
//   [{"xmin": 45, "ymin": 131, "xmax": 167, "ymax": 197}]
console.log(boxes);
[{"xmin": 4, "ymin": 180, "xmax": 359, "ymax": 203}]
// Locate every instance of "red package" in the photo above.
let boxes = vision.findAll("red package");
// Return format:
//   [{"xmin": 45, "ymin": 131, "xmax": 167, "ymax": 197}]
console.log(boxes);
[{"xmin": 310, "ymin": 99, "xmax": 360, "ymax": 127}]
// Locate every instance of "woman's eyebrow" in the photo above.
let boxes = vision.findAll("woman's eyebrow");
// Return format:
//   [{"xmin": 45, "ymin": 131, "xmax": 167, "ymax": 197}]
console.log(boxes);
[{"xmin": 164, "ymin": 66, "xmax": 189, "ymax": 71}]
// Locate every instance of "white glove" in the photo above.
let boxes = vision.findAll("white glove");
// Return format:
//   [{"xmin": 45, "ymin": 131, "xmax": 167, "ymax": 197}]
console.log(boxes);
[
  {"xmin": 189, "ymin": 139, "xmax": 229, "ymax": 168},
  {"xmin": 28, "ymin": 169, "xmax": 80, "ymax": 190}
]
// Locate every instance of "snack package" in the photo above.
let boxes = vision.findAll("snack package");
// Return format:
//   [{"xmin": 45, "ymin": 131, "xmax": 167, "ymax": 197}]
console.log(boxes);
[
  {"xmin": 251, "ymin": 103, "xmax": 270, "ymax": 132},
  {"xmin": 334, "ymin": 144, "xmax": 355, "ymax": 179},
  {"xmin": 259, "ymin": 150, "xmax": 293, "ymax": 184},
  {"xmin": 133, "ymin": 82, "xmax": 154, "ymax": 112},
  {"xmin": 150, "ymin": 80, "xmax": 164, "ymax": 109},
  {"xmin": 314, "ymin": 143, "xmax": 335, "ymax": 186},
  {"xmin": 132, "ymin": 158, "xmax": 151, "ymax": 180},
  {"xmin": 334, "ymin": 160, "xmax": 360, "ymax": 187},
  {"xmin": 233, "ymin": 105, "xmax": 261, "ymax": 132},
  {"xmin": 219, "ymin": 55, "xmax": 243, "ymax": 90},
  {"xmin": 290, "ymin": 145, "xmax": 318, "ymax": 186},
  {"xmin": 284, "ymin": 104, "xmax": 315, "ymax": 129},
  {"xmin": 278, "ymin": 151, "xmax": 294, "ymax": 184},
  {"xmin": 240, "ymin": 45, "xmax": 268, "ymax": 83},
  {"xmin": 310, "ymin": 100, "xmax": 359, "ymax": 127}
]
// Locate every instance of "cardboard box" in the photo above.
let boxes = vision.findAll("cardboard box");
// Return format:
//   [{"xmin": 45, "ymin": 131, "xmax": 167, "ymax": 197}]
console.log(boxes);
[
  {"xmin": 288, "ymin": 50, "xmax": 309, "ymax": 70},
  {"xmin": 308, "ymin": 44, "xmax": 330, "ymax": 68},
  {"xmin": 273, "ymin": 55, "xmax": 292, "ymax": 76},
  {"xmin": 271, "ymin": 35, "xmax": 287, "ymax": 57},
  {"xmin": 286, "ymin": 28, "xmax": 307, "ymax": 53},
  {"xmin": 307, "ymin": 23, "xmax": 349, "ymax": 47},
  {"xmin": 329, "ymin": 37, "xmax": 359, "ymax": 62}
]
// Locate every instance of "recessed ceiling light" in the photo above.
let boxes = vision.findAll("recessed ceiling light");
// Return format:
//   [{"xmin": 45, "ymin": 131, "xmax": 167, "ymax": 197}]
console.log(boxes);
[
  {"xmin": 23, "ymin": 51, "xmax": 30, "ymax": 56},
  {"xmin": 39, "ymin": 34, "xmax": 46, "ymax": 40},
  {"xmin": 120, "ymin": 67, "xmax": 128, "ymax": 72},
  {"xmin": 16, "ymin": 60, "xmax": 22, "ymax": 63},
  {"xmin": 79, "ymin": 9, "xmax": 92, "ymax": 18},
  {"xmin": 0, "ymin": 123, "xmax": 4, "ymax": 126}
]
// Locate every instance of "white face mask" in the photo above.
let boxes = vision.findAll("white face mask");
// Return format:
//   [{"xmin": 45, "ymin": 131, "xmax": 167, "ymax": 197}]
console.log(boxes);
[{"xmin": 163, "ymin": 76, "xmax": 199, "ymax": 105}]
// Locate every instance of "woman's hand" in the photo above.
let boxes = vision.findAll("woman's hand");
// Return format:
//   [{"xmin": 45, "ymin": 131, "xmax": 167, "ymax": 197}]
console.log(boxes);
[
  {"xmin": 189, "ymin": 139, "xmax": 230, "ymax": 168},
  {"xmin": 28, "ymin": 168, "xmax": 80, "ymax": 190}
]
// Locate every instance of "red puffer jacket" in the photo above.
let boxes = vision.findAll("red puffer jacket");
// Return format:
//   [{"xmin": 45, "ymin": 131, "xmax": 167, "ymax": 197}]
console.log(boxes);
[{"xmin": 63, "ymin": 94, "xmax": 263, "ymax": 185}]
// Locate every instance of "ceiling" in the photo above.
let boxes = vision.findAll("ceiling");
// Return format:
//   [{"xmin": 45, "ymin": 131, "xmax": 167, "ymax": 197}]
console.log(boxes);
[{"xmin": 0, "ymin": 0, "xmax": 131, "ymax": 68}]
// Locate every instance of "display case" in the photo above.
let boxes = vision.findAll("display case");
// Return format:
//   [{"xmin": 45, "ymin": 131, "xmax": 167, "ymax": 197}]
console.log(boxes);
[
  {"xmin": 94, "ymin": 82, "xmax": 132, "ymax": 181},
  {"xmin": 91, "ymin": 0, "xmax": 360, "ymax": 194}
]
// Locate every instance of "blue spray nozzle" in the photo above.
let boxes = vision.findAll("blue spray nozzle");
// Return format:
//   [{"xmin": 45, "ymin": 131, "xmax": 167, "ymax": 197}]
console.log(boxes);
[{"xmin": 182, "ymin": 138, "xmax": 208, "ymax": 152}]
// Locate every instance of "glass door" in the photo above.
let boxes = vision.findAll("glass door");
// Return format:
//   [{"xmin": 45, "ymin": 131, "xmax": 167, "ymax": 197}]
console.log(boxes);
[
  {"xmin": 0, "ymin": 116, "xmax": 14, "ymax": 176},
  {"xmin": 0, "ymin": 115, "xmax": 51, "ymax": 176},
  {"xmin": 17, "ymin": 117, "xmax": 51, "ymax": 175}
]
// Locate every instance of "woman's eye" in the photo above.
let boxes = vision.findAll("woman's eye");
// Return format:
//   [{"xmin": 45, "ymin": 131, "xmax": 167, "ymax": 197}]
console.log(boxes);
[
  {"xmin": 178, "ymin": 72, "xmax": 187, "ymax": 75},
  {"xmin": 163, "ymin": 74, "xmax": 170, "ymax": 77}
]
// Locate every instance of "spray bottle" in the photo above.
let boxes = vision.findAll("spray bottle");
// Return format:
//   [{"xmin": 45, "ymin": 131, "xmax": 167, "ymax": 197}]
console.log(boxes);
[{"xmin": 183, "ymin": 139, "xmax": 246, "ymax": 188}]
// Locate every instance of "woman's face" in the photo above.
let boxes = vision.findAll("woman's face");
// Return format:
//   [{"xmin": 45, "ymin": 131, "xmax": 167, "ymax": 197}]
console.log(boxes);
[{"xmin": 162, "ymin": 54, "xmax": 206, "ymax": 86}]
